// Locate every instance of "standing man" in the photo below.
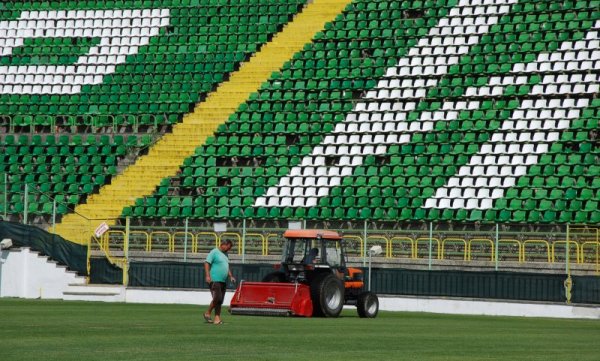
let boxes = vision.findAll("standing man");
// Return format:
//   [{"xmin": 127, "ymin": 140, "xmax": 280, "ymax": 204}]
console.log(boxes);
[{"xmin": 204, "ymin": 240, "xmax": 236, "ymax": 325}]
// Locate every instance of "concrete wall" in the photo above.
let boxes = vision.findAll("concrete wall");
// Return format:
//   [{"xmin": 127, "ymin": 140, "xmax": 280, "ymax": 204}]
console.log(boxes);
[
  {"xmin": 378, "ymin": 296, "xmax": 600, "ymax": 319},
  {"xmin": 126, "ymin": 289, "xmax": 599, "ymax": 319},
  {"xmin": 1, "ymin": 248, "xmax": 598, "ymax": 319},
  {"xmin": 0, "ymin": 248, "xmax": 85, "ymax": 299},
  {"xmin": 125, "ymin": 288, "xmax": 227, "ymax": 305}
]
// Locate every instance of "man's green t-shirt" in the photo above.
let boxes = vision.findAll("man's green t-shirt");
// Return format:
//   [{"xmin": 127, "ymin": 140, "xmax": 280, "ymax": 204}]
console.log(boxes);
[{"xmin": 206, "ymin": 248, "xmax": 229, "ymax": 283}]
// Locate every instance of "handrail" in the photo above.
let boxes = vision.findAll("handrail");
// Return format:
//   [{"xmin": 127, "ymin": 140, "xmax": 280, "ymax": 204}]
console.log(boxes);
[
  {"xmin": 195, "ymin": 232, "xmax": 218, "ymax": 253},
  {"xmin": 497, "ymin": 239, "xmax": 523, "ymax": 262},
  {"xmin": 92, "ymin": 234, "xmax": 128, "ymax": 284},
  {"xmin": 127, "ymin": 230, "xmax": 150, "ymax": 252},
  {"xmin": 96, "ymin": 235, "xmax": 115, "ymax": 263},
  {"xmin": 523, "ymin": 239, "xmax": 551, "ymax": 263},
  {"xmin": 551, "ymin": 240, "xmax": 580, "ymax": 264},
  {"xmin": 570, "ymin": 227, "xmax": 599, "ymax": 272},
  {"xmin": 342, "ymin": 235, "xmax": 363, "ymax": 257},
  {"xmin": 365, "ymin": 235, "xmax": 389, "ymax": 258},
  {"xmin": 468, "ymin": 238, "xmax": 494, "ymax": 261},
  {"xmin": 105, "ymin": 230, "xmax": 126, "ymax": 251},
  {"xmin": 149, "ymin": 231, "xmax": 172, "ymax": 252},
  {"xmin": 173, "ymin": 231, "xmax": 194, "ymax": 253},
  {"xmin": 415, "ymin": 237, "xmax": 441, "ymax": 260},
  {"xmin": 245, "ymin": 233, "xmax": 267, "ymax": 255},
  {"xmin": 441, "ymin": 238, "xmax": 467, "ymax": 261},
  {"xmin": 389, "ymin": 236, "xmax": 414, "ymax": 258},
  {"xmin": 265, "ymin": 233, "xmax": 280, "ymax": 256},
  {"xmin": 52, "ymin": 220, "xmax": 600, "ymax": 270},
  {"xmin": 581, "ymin": 242, "xmax": 600, "ymax": 272}
]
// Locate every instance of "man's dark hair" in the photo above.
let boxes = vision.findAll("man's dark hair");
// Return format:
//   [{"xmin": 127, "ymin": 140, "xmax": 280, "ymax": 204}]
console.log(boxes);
[{"xmin": 221, "ymin": 240, "xmax": 233, "ymax": 247}]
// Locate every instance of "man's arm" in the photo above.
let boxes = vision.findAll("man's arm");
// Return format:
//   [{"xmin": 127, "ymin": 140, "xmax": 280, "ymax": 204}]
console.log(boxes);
[{"xmin": 204, "ymin": 262, "xmax": 211, "ymax": 284}]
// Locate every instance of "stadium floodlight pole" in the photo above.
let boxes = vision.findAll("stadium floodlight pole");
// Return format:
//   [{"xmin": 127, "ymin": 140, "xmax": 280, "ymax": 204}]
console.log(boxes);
[{"xmin": 183, "ymin": 218, "xmax": 189, "ymax": 262}]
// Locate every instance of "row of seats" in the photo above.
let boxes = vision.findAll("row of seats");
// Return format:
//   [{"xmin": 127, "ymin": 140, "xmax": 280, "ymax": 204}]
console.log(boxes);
[
  {"xmin": 3, "ymin": 145, "xmax": 126, "ymax": 159},
  {"xmin": 126, "ymin": 194, "xmax": 599, "ymax": 212},
  {"xmin": 121, "ymin": 204, "xmax": 600, "ymax": 224},
  {"xmin": 1, "ymin": 134, "xmax": 149, "ymax": 147},
  {"xmin": 179, "ymin": 160, "xmax": 597, "ymax": 181}
]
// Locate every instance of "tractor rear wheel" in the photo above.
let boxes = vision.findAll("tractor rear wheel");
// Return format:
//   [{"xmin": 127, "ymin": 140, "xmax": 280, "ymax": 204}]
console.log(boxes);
[
  {"xmin": 310, "ymin": 273, "xmax": 344, "ymax": 317},
  {"xmin": 262, "ymin": 272, "xmax": 287, "ymax": 282},
  {"xmin": 357, "ymin": 292, "xmax": 379, "ymax": 318}
]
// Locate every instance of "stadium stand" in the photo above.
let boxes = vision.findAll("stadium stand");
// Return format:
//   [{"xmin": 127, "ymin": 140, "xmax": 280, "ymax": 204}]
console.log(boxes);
[
  {"xmin": 0, "ymin": 0, "xmax": 598, "ymax": 245},
  {"xmin": 129, "ymin": 0, "xmax": 600, "ymax": 224}
]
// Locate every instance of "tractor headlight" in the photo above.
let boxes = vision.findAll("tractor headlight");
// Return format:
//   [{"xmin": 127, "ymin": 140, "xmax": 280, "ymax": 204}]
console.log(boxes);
[{"xmin": 288, "ymin": 264, "xmax": 305, "ymax": 272}]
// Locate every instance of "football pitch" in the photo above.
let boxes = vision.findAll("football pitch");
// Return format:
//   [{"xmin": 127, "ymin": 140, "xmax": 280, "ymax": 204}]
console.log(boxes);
[{"xmin": 1, "ymin": 299, "xmax": 598, "ymax": 361}]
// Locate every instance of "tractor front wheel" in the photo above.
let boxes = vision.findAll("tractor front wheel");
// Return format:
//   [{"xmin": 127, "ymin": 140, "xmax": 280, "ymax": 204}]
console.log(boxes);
[
  {"xmin": 357, "ymin": 292, "xmax": 379, "ymax": 318},
  {"xmin": 310, "ymin": 273, "xmax": 344, "ymax": 317}
]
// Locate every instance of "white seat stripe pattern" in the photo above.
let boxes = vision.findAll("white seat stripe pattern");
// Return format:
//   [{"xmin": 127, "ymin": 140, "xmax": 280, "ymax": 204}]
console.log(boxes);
[
  {"xmin": 425, "ymin": 20, "xmax": 600, "ymax": 209},
  {"xmin": 0, "ymin": 9, "xmax": 170, "ymax": 95},
  {"xmin": 255, "ymin": 0, "xmax": 518, "ymax": 208}
]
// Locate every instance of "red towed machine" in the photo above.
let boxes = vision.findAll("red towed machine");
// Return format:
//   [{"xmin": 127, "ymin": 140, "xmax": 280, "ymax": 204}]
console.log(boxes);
[{"xmin": 229, "ymin": 230, "xmax": 379, "ymax": 318}]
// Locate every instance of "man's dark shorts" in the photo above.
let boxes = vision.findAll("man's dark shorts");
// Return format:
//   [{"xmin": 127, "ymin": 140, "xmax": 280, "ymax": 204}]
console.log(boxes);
[{"xmin": 210, "ymin": 282, "xmax": 226, "ymax": 305}]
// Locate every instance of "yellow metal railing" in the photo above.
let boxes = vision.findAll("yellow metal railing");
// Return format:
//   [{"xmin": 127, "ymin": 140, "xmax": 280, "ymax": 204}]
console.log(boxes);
[
  {"xmin": 581, "ymin": 241, "xmax": 600, "ymax": 264},
  {"xmin": 265, "ymin": 233, "xmax": 280, "ymax": 256},
  {"xmin": 441, "ymin": 238, "xmax": 467, "ymax": 261},
  {"xmin": 468, "ymin": 238, "xmax": 494, "ymax": 261},
  {"xmin": 196, "ymin": 232, "xmax": 218, "ymax": 253},
  {"xmin": 97, "ymin": 227, "xmax": 600, "ymax": 271},
  {"xmin": 103, "ymin": 230, "xmax": 123, "ymax": 250},
  {"xmin": 93, "ymin": 233, "xmax": 128, "ymax": 285},
  {"xmin": 415, "ymin": 237, "xmax": 441, "ymax": 260},
  {"xmin": 245, "ymin": 233, "xmax": 266, "ymax": 255},
  {"xmin": 570, "ymin": 227, "xmax": 599, "ymax": 273},
  {"xmin": 128, "ymin": 230, "xmax": 150, "ymax": 252},
  {"xmin": 149, "ymin": 231, "xmax": 172, "ymax": 252},
  {"xmin": 366, "ymin": 235, "xmax": 390, "ymax": 259},
  {"xmin": 552, "ymin": 240, "xmax": 581, "ymax": 264},
  {"xmin": 173, "ymin": 231, "xmax": 194, "ymax": 253},
  {"xmin": 522, "ymin": 239, "xmax": 551, "ymax": 263},
  {"xmin": 342, "ymin": 235, "xmax": 364, "ymax": 257},
  {"xmin": 389, "ymin": 236, "xmax": 414, "ymax": 258},
  {"xmin": 497, "ymin": 239, "xmax": 523, "ymax": 262}
]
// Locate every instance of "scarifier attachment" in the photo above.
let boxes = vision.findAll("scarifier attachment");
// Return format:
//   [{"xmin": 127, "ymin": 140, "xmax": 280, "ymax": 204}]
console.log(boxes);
[{"xmin": 229, "ymin": 281, "xmax": 313, "ymax": 317}]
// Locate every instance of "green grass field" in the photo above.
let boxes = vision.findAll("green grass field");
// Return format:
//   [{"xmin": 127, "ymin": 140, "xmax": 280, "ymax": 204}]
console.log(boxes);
[{"xmin": 1, "ymin": 299, "xmax": 598, "ymax": 361}]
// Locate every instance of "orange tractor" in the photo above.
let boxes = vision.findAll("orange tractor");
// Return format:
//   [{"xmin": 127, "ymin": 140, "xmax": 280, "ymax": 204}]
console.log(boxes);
[{"xmin": 229, "ymin": 230, "xmax": 379, "ymax": 318}]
